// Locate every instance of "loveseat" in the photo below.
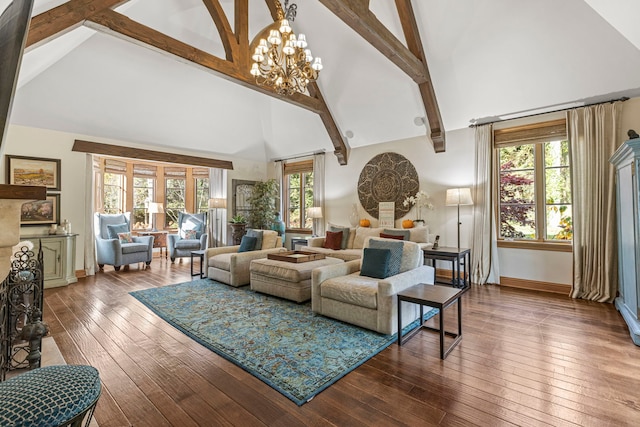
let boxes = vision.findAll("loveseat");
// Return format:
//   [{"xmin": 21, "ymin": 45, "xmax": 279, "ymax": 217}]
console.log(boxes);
[
  {"xmin": 203, "ymin": 229, "xmax": 286, "ymax": 287},
  {"xmin": 311, "ymin": 236, "xmax": 435, "ymax": 335},
  {"xmin": 305, "ymin": 226, "xmax": 433, "ymax": 261}
]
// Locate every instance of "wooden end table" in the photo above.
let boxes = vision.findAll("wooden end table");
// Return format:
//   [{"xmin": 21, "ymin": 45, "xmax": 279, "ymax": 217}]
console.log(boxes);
[
  {"xmin": 136, "ymin": 230, "xmax": 168, "ymax": 259},
  {"xmin": 422, "ymin": 246, "xmax": 471, "ymax": 288},
  {"xmin": 397, "ymin": 284, "xmax": 468, "ymax": 359}
]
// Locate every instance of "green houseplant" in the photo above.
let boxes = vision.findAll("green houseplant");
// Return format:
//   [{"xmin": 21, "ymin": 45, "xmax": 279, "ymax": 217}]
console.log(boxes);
[{"xmin": 248, "ymin": 179, "xmax": 279, "ymax": 230}]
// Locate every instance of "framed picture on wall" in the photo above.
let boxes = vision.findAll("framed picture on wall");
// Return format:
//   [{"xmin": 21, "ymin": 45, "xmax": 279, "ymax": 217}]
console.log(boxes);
[
  {"xmin": 378, "ymin": 201, "xmax": 395, "ymax": 227},
  {"xmin": 6, "ymin": 155, "xmax": 61, "ymax": 191},
  {"xmin": 20, "ymin": 194, "xmax": 60, "ymax": 226}
]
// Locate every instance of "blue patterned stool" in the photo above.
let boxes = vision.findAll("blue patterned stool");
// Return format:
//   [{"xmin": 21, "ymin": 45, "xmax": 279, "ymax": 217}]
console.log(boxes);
[{"xmin": 0, "ymin": 365, "xmax": 101, "ymax": 427}]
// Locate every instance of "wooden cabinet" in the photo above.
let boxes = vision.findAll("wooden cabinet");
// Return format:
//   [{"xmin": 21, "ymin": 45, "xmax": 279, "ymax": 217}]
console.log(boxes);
[
  {"xmin": 611, "ymin": 139, "xmax": 640, "ymax": 345},
  {"xmin": 21, "ymin": 234, "xmax": 78, "ymax": 289}
]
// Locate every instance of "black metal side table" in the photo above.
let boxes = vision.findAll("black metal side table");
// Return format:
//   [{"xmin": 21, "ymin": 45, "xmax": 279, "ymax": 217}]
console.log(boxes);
[
  {"xmin": 422, "ymin": 246, "xmax": 471, "ymax": 288},
  {"xmin": 190, "ymin": 249, "xmax": 206, "ymax": 279},
  {"xmin": 397, "ymin": 284, "xmax": 468, "ymax": 359}
]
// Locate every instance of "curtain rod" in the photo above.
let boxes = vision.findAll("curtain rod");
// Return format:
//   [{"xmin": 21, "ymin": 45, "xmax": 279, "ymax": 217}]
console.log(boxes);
[
  {"xmin": 469, "ymin": 96, "xmax": 629, "ymax": 128},
  {"xmin": 272, "ymin": 150, "xmax": 325, "ymax": 163}
]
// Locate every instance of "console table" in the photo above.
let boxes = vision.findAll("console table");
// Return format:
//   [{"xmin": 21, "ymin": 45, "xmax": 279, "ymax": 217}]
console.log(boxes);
[
  {"xmin": 422, "ymin": 246, "xmax": 471, "ymax": 288},
  {"xmin": 20, "ymin": 234, "xmax": 78, "ymax": 289}
]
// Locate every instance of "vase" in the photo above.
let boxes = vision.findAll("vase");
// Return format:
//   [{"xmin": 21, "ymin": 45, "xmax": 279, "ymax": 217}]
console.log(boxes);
[
  {"xmin": 349, "ymin": 203, "xmax": 359, "ymax": 228},
  {"xmin": 272, "ymin": 212, "xmax": 286, "ymax": 244},
  {"xmin": 230, "ymin": 223, "xmax": 247, "ymax": 245}
]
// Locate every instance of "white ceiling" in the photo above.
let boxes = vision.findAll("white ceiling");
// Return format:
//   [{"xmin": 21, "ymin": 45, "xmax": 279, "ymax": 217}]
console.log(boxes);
[{"xmin": 8, "ymin": 0, "xmax": 640, "ymax": 163}]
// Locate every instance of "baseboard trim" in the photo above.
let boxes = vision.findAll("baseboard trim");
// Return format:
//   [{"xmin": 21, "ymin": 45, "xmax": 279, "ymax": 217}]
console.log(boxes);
[
  {"xmin": 500, "ymin": 276, "xmax": 571, "ymax": 294},
  {"xmin": 75, "ymin": 270, "xmax": 87, "ymax": 279},
  {"xmin": 435, "ymin": 268, "xmax": 571, "ymax": 295}
]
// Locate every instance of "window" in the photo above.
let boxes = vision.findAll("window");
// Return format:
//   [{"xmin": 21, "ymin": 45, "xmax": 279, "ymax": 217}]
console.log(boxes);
[
  {"xmin": 284, "ymin": 160, "xmax": 313, "ymax": 230},
  {"xmin": 194, "ymin": 168, "xmax": 209, "ymax": 215},
  {"xmin": 103, "ymin": 173, "xmax": 124, "ymax": 214},
  {"xmin": 495, "ymin": 119, "xmax": 572, "ymax": 248},
  {"xmin": 165, "ymin": 177, "xmax": 185, "ymax": 229},
  {"xmin": 132, "ymin": 177, "xmax": 154, "ymax": 229}
]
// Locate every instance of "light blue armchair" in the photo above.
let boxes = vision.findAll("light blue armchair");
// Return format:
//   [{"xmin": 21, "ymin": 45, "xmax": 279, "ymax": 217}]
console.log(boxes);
[
  {"xmin": 167, "ymin": 212, "xmax": 208, "ymax": 263},
  {"xmin": 94, "ymin": 212, "xmax": 154, "ymax": 271}
]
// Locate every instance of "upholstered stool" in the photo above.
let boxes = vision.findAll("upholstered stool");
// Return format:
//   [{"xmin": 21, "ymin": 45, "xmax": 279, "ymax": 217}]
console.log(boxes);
[{"xmin": 0, "ymin": 365, "xmax": 101, "ymax": 427}]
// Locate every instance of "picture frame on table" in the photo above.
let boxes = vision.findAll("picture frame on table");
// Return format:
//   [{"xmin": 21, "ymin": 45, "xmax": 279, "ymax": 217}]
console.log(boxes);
[
  {"xmin": 20, "ymin": 194, "xmax": 60, "ymax": 226},
  {"xmin": 6, "ymin": 155, "xmax": 61, "ymax": 191}
]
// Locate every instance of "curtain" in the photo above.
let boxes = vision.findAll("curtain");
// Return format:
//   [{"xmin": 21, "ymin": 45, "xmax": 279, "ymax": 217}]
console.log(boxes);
[
  {"xmin": 273, "ymin": 161, "xmax": 284, "ymax": 216},
  {"xmin": 84, "ymin": 154, "xmax": 97, "ymax": 275},
  {"xmin": 313, "ymin": 153, "xmax": 326, "ymax": 236},
  {"xmin": 209, "ymin": 168, "xmax": 227, "ymax": 247},
  {"xmin": 471, "ymin": 124, "xmax": 500, "ymax": 284},
  {"xmin": 568, "ymin": 102, "xmax": 621, "ymax": 302}
]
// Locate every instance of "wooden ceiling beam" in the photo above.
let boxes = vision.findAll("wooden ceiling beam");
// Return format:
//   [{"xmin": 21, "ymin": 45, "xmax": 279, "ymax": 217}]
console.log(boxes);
[
  {"xmin": 84, "ymin": 9, "xmax": 324, "ymax": 114},
  {"xmin": 201, "ymin": 0, "xmax": 239, "ymax": 62},
  {"xmin": 318, "ymin": 0, "xmax": 426, "ymax": 84},
  {"xmin": 395, "ymin": 0, "xmax": 445, "ymax": 152},
  {"xmin": 25, "ymin": 0, "xmax": 128, "ymax": 50}
]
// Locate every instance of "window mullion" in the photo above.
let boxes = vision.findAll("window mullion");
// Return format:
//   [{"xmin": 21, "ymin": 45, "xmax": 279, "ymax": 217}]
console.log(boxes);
[{"xmin": 534, "ymin": 143, "xmax": 545, "ymax": 241}]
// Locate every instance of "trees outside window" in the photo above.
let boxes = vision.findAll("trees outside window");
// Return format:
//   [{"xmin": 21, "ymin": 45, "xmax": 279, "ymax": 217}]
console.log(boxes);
[
  {"xmin": 195, "ymin": 178, "xmax": 209, "ymax": 215},
  {"xmin": 165, "ymin": 178, "xmax": 185, "ymax": 228},
  {"xmin": 133, "ymin": 177, "xmax": 154, "ymax": 229},
  {"xmin": 285, "ymin": 170, "xmax": 313, "ymax": 229},
  {"xmin": 103, "ymin": 173, "xmax": 124, "ymax": 214},
  {"xmin": 496, "ymin": 119, "xmax": 572, "ymax": 246}
]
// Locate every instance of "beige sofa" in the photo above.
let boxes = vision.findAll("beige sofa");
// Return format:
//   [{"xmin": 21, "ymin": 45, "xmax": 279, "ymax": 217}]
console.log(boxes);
[
  {"xmin": 305, "ymin": 226, "xmax": 433, "ymax": 261},
  {"xmin": 311, "ymin": 237, "xmax": 435, "ymax": 335},
  {"xmin": 204, "ymin": 230, "xmax": 286, "ymax": 287}
]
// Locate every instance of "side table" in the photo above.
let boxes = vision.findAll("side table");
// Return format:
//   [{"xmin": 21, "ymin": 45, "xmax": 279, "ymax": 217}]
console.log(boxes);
[
  {"xmin": 190, "ymin": 249, "xmax": 206, "ymax": 279},
  {"xmin": 422, "ymin": 246, "xmax": 471, "ymax": 288},
  {"xmin": 136, "ymin": 230, "xmax": 168, "ymax": 259},
  {"xmin": 397, "ymin": 284, "xmax": 468, "ymax": 359}
]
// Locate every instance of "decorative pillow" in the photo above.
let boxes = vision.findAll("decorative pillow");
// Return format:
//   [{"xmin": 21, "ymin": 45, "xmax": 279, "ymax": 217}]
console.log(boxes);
[
  {"xmin": 382, "ymin": 228, "xmax": 410, "ymax": 241},
  {"xmin": 360, "ymin": 248, "xmax": 391, "ymax": 279},
  {"xmin": 261, "ymin": 230, "xmax": 279, "ymax": 249},
  {"xmin": 107, "ymin": 223, "xmax": 130, "ymax": 240},
  {"xmin": 408, "ymin": 226, "xmax": 429, "ymax": 243},
  {"xmin": 353, "ymin": 227, "xmax": 383, "ymax": 249},
  {"xmin": 369, "ymin": 239, "xmax": 404, "ymax": 276},
  {"xmin": 238, "ymin": 235, "xmax": 257, "ymax": 252},
  {"xmin": 380, "ymin": 232, "xmax": 404, "ymax": 241},
  {"xmin": 118, "ymin": 232, "xmax": 134, "ymax": 244},
  {"xmin": 329, "ymin": 225, "xmax": 350, "ymax": 249},
  {"xmin": 183, "ymin": 229, "xmax": 197, "ymax": 240},
  {"xmin": 180, "ymin": 217, "xmax": 204, "ymax": 238},
  {"xmin": 246, "ymin": 229, "xmax": 264, "ymax": 250},
  {"xmin": 323, "ymin": 231, "xmax": 343, "ymax": 250}
]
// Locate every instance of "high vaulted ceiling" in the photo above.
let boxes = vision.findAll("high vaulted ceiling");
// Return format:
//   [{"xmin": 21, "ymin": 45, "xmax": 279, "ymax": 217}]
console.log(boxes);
[{"xmin": 7, "ymin": 0, "xmax": 640, "ymax": 165}]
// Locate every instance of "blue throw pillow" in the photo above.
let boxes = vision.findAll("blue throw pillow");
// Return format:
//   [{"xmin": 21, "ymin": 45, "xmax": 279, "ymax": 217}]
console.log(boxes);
[
  {"xmin": 246, "ymin": 229, "xmax": 264, "ymax": 250},
  {"xmin": 107, "ymin": 223, "xmax": 129, "ymax": 240},
  {"xmin": 369, "ymin": 239, "xmax": 404, "ymax": 276},
  {"xmin": 360, "ymin": 248, "xmax": 391, "ymax": 279},
  {"xmin": 238, "ymin": 235, "xmax": 257, "ymax": 252}
]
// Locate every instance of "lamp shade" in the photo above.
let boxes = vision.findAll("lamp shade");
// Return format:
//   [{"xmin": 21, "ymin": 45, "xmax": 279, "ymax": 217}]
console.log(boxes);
[
  {"xmin": 208, "ymin": 198, "xmax": 227, "ymax": 209},
  {"xmin": 308, "ymin": 207, "xmax": 323, "ymax": 219},
  {"xmin": 445, "ymin": 188, "xmax": 473, "ymax": 206},
  {"xmin": 148, "ymin": 202, "xmax": 164, "ymax": 214}
]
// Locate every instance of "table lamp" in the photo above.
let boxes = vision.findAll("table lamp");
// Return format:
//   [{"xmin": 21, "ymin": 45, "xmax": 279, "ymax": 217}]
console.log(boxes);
[{"xmin": 148, "ymin": 202, "xmax": 164, "ymax": 231}]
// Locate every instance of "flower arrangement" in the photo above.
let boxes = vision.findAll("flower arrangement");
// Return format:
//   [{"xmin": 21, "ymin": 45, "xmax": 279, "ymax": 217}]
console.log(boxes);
[{"xmin": 402, "ymin": 190, "xmax": 434, "ymax": 222}]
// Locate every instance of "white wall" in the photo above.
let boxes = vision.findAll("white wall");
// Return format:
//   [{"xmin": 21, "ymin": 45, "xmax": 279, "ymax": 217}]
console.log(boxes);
[{"xmin": 1, "ymin": 124, "xmax": 267, "ymax": 271}]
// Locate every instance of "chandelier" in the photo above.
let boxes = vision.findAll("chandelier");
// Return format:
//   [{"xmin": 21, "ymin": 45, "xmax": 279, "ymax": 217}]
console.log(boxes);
[{"xmin": 250, "ymin": 0, "xmax": 323, "ymax": 96}]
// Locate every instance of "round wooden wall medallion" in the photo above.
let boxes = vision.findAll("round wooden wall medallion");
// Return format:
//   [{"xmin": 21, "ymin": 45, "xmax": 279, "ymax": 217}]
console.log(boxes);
[{"xmin": 357, "ymin": 152, "xmax": 419, "ymax": 219}]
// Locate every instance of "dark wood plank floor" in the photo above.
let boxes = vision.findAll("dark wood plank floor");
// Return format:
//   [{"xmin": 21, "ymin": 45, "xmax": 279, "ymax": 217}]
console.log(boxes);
[{"xmin": 43, "ymin": 257, "xmax": 640, "ymax": 426}]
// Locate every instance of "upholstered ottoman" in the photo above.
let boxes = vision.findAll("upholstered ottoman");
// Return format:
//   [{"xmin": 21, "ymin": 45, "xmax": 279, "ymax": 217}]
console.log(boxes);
[
  {"xmin": 250, "ymin": 257, "xmax": 343, "ymax": 302},
  {"xmin": 0, "ymin": 365, "xmax": 101, "ymax": 427}
]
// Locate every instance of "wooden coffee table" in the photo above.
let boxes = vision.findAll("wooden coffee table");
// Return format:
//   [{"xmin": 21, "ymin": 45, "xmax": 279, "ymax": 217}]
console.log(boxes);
[{"xmin": 397, "ymin": 284, "xmax": 468, "ymax": 359}]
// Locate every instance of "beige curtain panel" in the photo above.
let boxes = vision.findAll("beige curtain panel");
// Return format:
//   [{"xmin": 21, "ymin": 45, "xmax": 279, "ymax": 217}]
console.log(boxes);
[{"xmin": 568, "ymin": 102, "xmax": 621, "ymax": 302}]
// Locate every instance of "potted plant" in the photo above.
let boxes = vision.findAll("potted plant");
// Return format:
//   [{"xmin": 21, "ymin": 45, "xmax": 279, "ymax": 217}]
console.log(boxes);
[{"xmin": 248, "ymin": 179, "xmax": 279, "ymax": 230}]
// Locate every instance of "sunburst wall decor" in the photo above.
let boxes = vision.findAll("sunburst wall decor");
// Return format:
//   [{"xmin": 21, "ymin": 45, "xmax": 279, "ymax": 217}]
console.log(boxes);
[{"xmin": 357, "ymin": 152, "xmax": 419, "ymax": 220}]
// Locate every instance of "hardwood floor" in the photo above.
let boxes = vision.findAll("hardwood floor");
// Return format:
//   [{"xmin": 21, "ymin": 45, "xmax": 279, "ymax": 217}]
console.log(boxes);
[{"xmin": 43, "ymin": 258, "xmax": 640, "ymax": 426}]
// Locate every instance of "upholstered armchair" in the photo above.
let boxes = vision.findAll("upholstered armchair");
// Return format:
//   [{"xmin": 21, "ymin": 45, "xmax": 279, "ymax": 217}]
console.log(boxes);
[
  {"xmin": 311, "ymin": 237, "xmax": 435, "ymax": 335},
  {"xmin": 167, "ymin": 212, "xmax": 208, "ymax": 263},
  {"xmin": 204, "ymin": 229, "xmax": 286, "ymax": 287},
  {"xmin": 94, "ymin": 212, "xmax": 154, "ymax": 271}
]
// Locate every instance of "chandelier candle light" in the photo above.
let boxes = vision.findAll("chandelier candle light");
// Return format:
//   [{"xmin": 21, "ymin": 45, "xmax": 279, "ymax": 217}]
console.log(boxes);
[{"xmin": 250, "ymin": 0, "xmax": 323, "ymax": 96}]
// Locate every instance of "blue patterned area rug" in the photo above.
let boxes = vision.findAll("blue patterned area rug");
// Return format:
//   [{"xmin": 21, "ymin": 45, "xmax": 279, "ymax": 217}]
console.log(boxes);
[{"xmin": 130, "ymin": 279, "xmax": 437, "ymax": 406}]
